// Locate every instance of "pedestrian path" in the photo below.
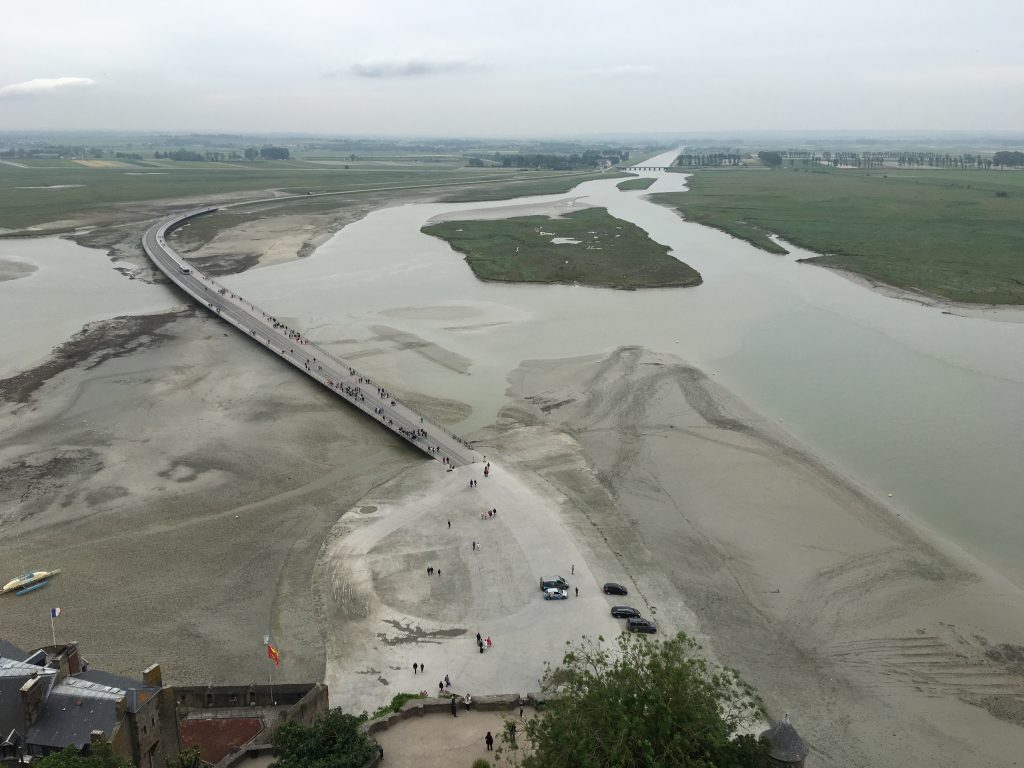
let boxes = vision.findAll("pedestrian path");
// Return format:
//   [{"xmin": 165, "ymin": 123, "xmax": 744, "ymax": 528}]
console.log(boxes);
[
  {"xmin": 142, "ymin": 208, "xmax": 480, "ymax": 467},
  {"xmin": 373, "ymin": 707, "xmax": 535, "ymax": 767}
]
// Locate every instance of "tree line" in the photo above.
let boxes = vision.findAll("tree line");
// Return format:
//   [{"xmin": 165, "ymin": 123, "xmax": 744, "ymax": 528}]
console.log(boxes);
[
  {"xmin": 675, "ymin": 149, "xmax": 1024, "ymax": 170},
  {"xmin": 675, "ymin": 152, "xmax": 744, "ymax": 167},
  {"xmin": 468, "ymin": 149, "xmax": 629, "ymax": 170},
  {"xmin": 776, "ymin": 149, "xmax": 1022, "ymax": 170},
  {"xmin": 153, "ymin": 146, "xmax": 290, "ymax": 162}
]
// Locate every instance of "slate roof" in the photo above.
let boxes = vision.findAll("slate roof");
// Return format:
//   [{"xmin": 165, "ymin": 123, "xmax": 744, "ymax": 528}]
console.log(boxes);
[
  {"xmin": 0, "ymin": 660, "xmax": 57, "ymax": 747},
  {"xmin": 75, "ymin": 670, "xmax": 157, "ymax": 713},
  {"xmin": 26, "ymin": 691, "xmax": 120, "ymax": 750},
  {"xmin": 0, "ymin": 641, "xmax": 28, "ymax": 661},
  {"xmin": 1, "ymin": 645, "xmax": 162, "ymax": 754}
]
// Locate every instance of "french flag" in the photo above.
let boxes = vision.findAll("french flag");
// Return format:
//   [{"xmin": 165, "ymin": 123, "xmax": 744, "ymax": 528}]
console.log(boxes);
[{"xmin": 50, "ymin": 607, "xmax": 61, "ymax": 618}]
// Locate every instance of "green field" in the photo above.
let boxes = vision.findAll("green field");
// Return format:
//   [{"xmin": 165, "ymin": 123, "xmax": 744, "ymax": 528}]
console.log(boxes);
[
  {"xmin": 421, "ymin": 207, "xmax": 701, "ymax": 290},
  {"xmin": 617, "ymin": 177, "xmax": 656, "ymax": 191},
  {"xmin": 439, "ymin": 170, "xmax": 628, "ymax": 203},
  {"xmin": 0, "ymin": 159, "xmax": 567, "ymax": 231},
  {"xmin": 653, "ymin": 167, "xmax": 1024, "ymax": 304}
]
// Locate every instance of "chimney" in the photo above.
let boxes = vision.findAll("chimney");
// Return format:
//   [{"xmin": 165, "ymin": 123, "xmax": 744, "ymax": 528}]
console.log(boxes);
[
  {"xmin": 90, "ymin": 731, "xmax": 106, "ymax": 748},
  {"xmin": 66, "ymin": 642, "xmax": 82, "ymax": 675},
  {"xmin": 142, "ymin": 664, "xmax": 163, "ymax": 688},
  {"xmin": 114, "ymin": 696, "xmax": 127, "ymax": 723},
  {"xmin": 19, "ymin": 677, "xmax": 46, "ymax": 730}
]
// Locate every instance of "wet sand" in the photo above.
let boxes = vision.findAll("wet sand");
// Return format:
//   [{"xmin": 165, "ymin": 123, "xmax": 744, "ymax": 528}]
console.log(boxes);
[
  {"xmin": 2, "ymin": 189, "xmax": 1023, "ymax": 768},
  {"xmin": 486, "ymin": 347, "xmax": 1024, "ymax": 767},
  {"xmin": 0, "ymin": 308, "xmax": 420, "ymax": 684},
  {"xmin": 0, "ymin": 258, "xmax": 36, "ymax": 282}
]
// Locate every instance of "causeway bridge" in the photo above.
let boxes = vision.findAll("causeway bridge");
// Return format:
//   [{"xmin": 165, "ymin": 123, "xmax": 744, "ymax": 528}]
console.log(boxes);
[
  {"xmin": 142, "ymin": 208, "xmax": 480, "ymax": 467},
  {"xmin": 628, "ymin": 165, "xmax": 671, "ymax": 171}
]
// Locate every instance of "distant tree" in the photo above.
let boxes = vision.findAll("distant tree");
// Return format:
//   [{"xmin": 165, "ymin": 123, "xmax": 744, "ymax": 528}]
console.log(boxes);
[
  {"xmin": 757, "ymin": 151, "xmax": 783, "ymax": 167},
  {"xmin": 994, "ymin": 150, "xmax": 1024, "ymax": 168},
  {"xmin": 499, "ymin": 632, "xmax": 770, "ymax": 768},
  {"xmin": 260, "ymin": 146, "xmax": 290, "ymax": 160},
  {"xmin": 467, "ymin": 157, "xmax": 485, "ymax": 167},
  {"xmin": 34, "ymin": 744, "xmax": 131, "ymax": 768},
  {"xmin": 271, "ymin": 708, "xmax": 377, "ymax": 768}
]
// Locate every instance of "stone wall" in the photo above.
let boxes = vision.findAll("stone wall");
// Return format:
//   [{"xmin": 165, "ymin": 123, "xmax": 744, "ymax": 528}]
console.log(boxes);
[
  {"xmin": 362, "ymin": 692, "xmax": 544, "ymax": 736},
  {"xmin": 174, "ymin": 683, "xmax": 320, "ymax": 710}
]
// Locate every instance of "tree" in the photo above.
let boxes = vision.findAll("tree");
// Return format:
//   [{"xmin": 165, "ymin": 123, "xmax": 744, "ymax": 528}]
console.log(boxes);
[
  {"xmin": 34, "ymin": 743, "xmax": 131, "ymax": 768},
  {"xmin": 271, "ymin": 708, "xmax": 377, "ymax": 768},
  {"xmin": 502, "ymin": 633, "xmax": 770, "ymax": 768},
  {"xmin": 260, "ymin": 146, "xmax": 290, "ymax": 160},
  {"xmin": 168, "ymin": 747, "xmax": 203, "ymax": 768},
  {"xmin": 757, "ymin": 151, "xmax": 783, "ymax": 167}
]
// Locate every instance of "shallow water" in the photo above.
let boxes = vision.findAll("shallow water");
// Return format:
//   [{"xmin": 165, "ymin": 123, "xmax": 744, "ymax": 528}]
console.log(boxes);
[
  {"xmin": 223, "ymin": 149, "xmax": 1024, "ymax": 586},
  {"xmin": 0, "ymin": 238, "xmax": 175, "ymax": 377}
]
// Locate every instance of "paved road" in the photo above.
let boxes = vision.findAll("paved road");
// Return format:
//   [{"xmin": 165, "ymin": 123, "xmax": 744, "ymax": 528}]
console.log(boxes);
[{"xmin": 142, "ymin": 208, "xmax": 480, "ymax": 467}]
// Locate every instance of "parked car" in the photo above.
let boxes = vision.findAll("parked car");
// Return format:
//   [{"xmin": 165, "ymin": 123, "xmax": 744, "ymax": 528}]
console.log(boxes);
[
  {"xmin": 610, "ymin": 606, "xmax": 641, "ymax": 619},
  {"xmin": 602, "ymin": 582, "xmax": 628, "ymax": 596},
  {"xmin": 625, "ymin": 617, "xmax": 657, "ymax": 634},
  {"xmin": 540, "ymin": 576, "xmax": 569, "ymax": 591},
  {"xmin": 543, "ymin": 587, "xmax": 569, "ymax": 600}
]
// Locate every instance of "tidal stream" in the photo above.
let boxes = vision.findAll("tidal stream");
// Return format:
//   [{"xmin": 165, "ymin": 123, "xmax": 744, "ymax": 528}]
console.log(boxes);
[{"xmin": 225, "ymin": 149, "xmax": 1024, "ymax": 586}]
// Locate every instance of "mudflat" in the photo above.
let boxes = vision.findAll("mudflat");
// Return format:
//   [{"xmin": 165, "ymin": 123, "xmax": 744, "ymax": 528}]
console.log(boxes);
[{"xmin": 0, "ymin": 309, "xmax": 418, "ymax": 683}]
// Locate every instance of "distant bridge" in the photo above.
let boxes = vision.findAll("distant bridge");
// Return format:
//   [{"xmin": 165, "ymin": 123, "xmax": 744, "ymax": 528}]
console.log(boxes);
[
  {"xmin": 142, "ymin": 209, "xmax": 480, "ymax": 467},
  {"xmin": 628, "ymin": 166, "xmax": 672, "ymax": 171}
]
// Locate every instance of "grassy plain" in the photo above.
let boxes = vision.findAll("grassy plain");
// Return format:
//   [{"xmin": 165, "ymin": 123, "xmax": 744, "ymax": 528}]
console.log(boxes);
[
  {"xmin": 0, "ymin": 159, "xmax": 553, "ymax": 231},
  {"xmin": 654, "ymin": 167, "xmax": 1024, "ymax": 304},
  {"xmin": 439, "ymin": 170, "xmax": 628, "ymax": 203},
  {"xmin": 617, "ymin": 177, "xmax": 656, "ymax": 191},
  {"xmin": 421, "ymin": 207, "xmax": 701, "ymax": 290}
]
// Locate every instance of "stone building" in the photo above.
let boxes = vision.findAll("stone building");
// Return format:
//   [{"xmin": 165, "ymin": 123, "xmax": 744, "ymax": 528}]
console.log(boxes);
[{"xmin": 0, "ymin": 640, "xmax": 179, "ymax": 768}]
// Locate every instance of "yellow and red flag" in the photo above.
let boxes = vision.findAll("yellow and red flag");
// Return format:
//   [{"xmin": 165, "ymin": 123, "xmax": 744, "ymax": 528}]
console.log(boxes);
[{"xmin": 267, "ymin": 642, "xmax": 280, "ymax": 668}]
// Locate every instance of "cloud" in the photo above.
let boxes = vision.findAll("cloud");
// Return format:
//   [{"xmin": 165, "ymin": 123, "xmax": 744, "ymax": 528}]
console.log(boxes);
[
  {"xmin": 348, "ymin": 56, "xmax": 479, "ymax": 78},
  {"xmin": 0, "ymin": 77, "xmax": 95, "ymax": 98},
  {"xmin": 592, "ymin": 65, "xmax": 658, "ymax": 76}
]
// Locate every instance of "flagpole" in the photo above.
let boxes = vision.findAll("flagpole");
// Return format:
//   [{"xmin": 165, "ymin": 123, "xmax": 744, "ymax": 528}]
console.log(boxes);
[{"xmin": 50, "ymin": 613, "xmax": 56, "ymax": 646}]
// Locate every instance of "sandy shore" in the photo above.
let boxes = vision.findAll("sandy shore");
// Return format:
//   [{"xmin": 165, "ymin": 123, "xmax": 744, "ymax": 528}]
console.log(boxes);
[
  {"xmin": 483, "ymin": 347, "xmax": 1024, "ymax": 766},
  {"xmin": 0, "ymin": 308, "xmax": 421, "ymax": 684},
  {"xmin": 4, "ymin": 301, "xmax": 1024, "ymax": 767},
  {"xmin": 826, "ymin": 264, "xmax": 1024, "ymax": 324},
  {"xmin": 3, "ymin": 188, "xmax": 1024, "ymax": 768}
]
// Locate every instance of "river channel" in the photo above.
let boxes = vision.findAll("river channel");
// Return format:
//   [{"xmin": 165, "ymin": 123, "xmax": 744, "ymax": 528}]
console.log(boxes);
[{"xmin": 221, "ymin": 149, "xmax": 1024, "ymax": 587}]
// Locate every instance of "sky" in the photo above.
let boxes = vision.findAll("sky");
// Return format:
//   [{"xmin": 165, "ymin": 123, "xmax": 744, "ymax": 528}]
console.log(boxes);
[{"xmin": 1, "ymin": 0, "xmax": 1022, "ymax": 136}]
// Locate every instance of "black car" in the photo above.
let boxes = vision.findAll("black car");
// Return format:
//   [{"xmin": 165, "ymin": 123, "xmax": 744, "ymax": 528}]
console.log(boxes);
[
  {"xmin": 625, "ymin": 617, "xmax": 657, "ymax": 634},
  {"xmin": 611, "ymin": 606, "xmax": 641, "ymax": 619},
  {"xmin": 602, "ymin": 582, "xmax": 628, "ymax": 596}
]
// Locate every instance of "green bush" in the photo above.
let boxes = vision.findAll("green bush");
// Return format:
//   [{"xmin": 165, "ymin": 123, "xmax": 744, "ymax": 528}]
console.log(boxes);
[{"xmin": 371, "ymin": 691, "xmax": 427, "ymax": 719}]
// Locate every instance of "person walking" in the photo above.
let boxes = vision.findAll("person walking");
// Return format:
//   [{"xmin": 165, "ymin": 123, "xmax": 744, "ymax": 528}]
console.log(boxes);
[
  {"xmin": 413, "ymin": 662, "xmax": 418, "ymax": 674},
  {"xmin": 450, "ymin": 695, "xmax": 458, "ymax": 717},
  {"xmin": 448, "ymin": 520, "xmax": 451, "ymax": 529},
  {"xmin": 485, "ymin": 731, "xmax": 494, "ymax": 751},
  {"xmin": 419, "ymin": 662, "xmax": 424, "ymax": 673},
  {"xmin": 439, "ymin": 681, "xmax": 444, "ymax": 694},
  {"xmin": 575, "ymin": 586, "xmax": 579, "ymax": 597},
  {"xmin": 444, "ymin": 674, "xmax": 451, "ymax": 689}
]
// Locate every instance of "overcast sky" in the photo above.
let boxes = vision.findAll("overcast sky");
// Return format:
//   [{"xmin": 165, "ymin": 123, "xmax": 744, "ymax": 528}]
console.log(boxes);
[{"xmin": 2, "ymin": 0, "xmax": 1022, "ymax": 136}]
